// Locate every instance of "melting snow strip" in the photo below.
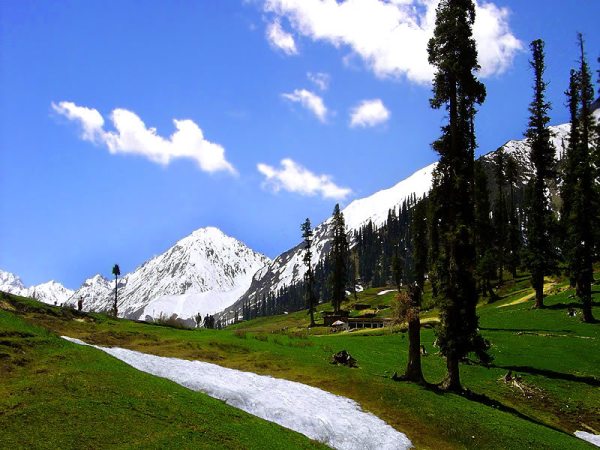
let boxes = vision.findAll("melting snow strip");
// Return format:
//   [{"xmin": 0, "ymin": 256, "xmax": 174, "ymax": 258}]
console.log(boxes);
[
  {"xmin": 575, "ymin": 431, "xmax": 600, "ymax": 447},
  {"xmin": 62, "ymin": 336, "xmax": 411, "ymax": 450},
  {"xmin": 377, "ymin": 289, "xmax": 397, "ymax": 296}
]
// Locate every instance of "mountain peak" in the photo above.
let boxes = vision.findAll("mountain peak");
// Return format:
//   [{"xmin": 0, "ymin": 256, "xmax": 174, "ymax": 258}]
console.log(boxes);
[
  {"xmin": 0, "ymin": 269, "xmax": 73, "ymax": 305},
  {"xmin": 190, "ymin": 226, "xmax": 226, "ymax": 239},
  {"xmin": 71, "ymin": 225, "xmax": 270, "ymax": 321}
]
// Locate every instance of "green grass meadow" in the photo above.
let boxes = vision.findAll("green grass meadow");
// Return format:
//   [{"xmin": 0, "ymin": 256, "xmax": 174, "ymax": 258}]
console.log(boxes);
[{"xmin": 1, "ymin": 273, "xmax": 598, "ymax": 449}]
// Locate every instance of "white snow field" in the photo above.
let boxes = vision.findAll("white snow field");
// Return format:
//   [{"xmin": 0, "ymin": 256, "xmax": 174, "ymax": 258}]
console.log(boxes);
[
  {"xmin": 62, "ymin": 336, "xmax": 412, "ymax": 450},
  {"xmin": 575, "ymin": 431, "xmax": 600, "ymax": 447}
]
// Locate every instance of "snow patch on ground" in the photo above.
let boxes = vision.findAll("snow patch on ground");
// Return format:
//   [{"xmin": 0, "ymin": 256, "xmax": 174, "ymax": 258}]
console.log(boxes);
[
  {"xmin": 575, "ymin": 431, "xmax": 600, "ymax": 447},
  {"xmin": 378, "ymin": 289, "xmax": 397, "ymax": 296},
  {"xmin": 62, "ymin": 336, "xmax": 412, "ymax": 450}
]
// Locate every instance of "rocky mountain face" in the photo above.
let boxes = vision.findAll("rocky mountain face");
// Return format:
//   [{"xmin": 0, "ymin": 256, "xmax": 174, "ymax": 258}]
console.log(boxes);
[
  {"xmin": 68, "ymin": 227, "xmax": 270, "ymax": 321},
  {"xmin": 0, "ymin": 269, "xmax": 74, "ymax": 305},
  {"xmin": 218, "ymin": 107, "xmax": 600, "ymax": 323}
]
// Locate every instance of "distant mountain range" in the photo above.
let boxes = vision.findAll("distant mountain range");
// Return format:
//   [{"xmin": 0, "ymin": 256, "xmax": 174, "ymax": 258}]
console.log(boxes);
[
  {"xmin": 0, "ymin": 270, "xmax": 74, "ymax": 306},
  {"xmin": 2, "ymin": 227, "xmax": 269, "ymax": 322},
  {"xmin": 2, "ymin": 105, "xmax": 598, "ymax": 323}
]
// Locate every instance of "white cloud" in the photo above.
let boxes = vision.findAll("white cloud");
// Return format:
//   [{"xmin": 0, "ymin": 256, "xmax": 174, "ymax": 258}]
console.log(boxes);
[
  {"xmin": 51, "ymin": 101, "xmax": 105, "ymax": 141},
  {"xmin": 281, "ymin": 89, "xmax": 328, "ymax": 122},
  {"xmin": 52, "ymin": 101, "xmax": 236, "ymax": 174},
  {"xmin": 266, "ymin": 19, "xmax": 298, "ymax": 55},
  {"xmin": 350, "ymin": 99, "xmax": 390, "ymax": 128},
  {"xmin": 257, "ymin": 158, "xmax": 351, "ymax": 200},
  {"xmin": 307, "ymin": 72, "xmax": 330, "ymax": 91},
  {"xmin": 263, "ymin": 0, "xmax": 522, "ymax": 84}
]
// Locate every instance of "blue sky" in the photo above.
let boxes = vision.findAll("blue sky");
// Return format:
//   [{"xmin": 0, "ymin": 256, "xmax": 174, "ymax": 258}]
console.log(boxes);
[{"xmin": 1, "ymin": 0, "xmax": 598, "ymax": 289}]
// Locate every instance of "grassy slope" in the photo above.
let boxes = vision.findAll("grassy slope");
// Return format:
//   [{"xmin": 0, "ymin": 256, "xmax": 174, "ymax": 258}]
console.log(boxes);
[
  {"xmin": 0, "ymin": 302, "xmax": 325, "ymax": 449},
  {"xmin": 1, "ymin": 274, "xmax": 598, "ymax": 449}
]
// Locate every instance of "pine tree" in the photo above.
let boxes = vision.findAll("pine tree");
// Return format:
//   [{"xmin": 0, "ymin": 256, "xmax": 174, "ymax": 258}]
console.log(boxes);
[
  {"xmin": 562, "ymin": 35, "xmax": 596, "ymax": 322},
  {"xmin": 112, "ymin": 263, "xmax": 120, "ymax": 317},
  {"xmin": 427, "ymin": 0, "xmax": 489, "ymax": 391},
  {"xmin": 301, "ymin": 218, "xmax": 317, "ymax": 327},
  {"xmin": 402, "ymin": 198, "xmax": 428, "ymax": 383},
  {"xmin": 523, "ymin": 39, "xmax": 559, "ymax": 309},
  {"xmin": 427, "ymin": 197, "xmax": 440, "ymax": 299},
  {"xmin": 474, "ymin": 162, "xmax": 497, "ymax": 300},
  {"xmin": 493, "ymin": 149, "xmax": 508, "ymax": 283},
  {"xmin": 561, "ymin": 68, "xmax": 581, "ymax": 288},
  {"xmin": 505, "ymin": 154, "xmax": 522, "ymax": 277},
  {"xmin": 329, "ymin": 204, "xmax": 349, "ymax": 313}
]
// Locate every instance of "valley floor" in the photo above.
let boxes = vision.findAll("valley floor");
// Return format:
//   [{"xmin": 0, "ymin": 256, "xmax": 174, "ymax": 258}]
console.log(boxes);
[{"xmin": 1, "ymin": 273, "xmax": 599, "ymax": 449}]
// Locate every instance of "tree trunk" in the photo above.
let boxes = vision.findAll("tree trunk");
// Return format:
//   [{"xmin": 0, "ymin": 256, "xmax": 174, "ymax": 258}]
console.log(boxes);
[
  {"xmin": 581, "ymin": 296, "xmax": 595, "ymax": 323},
  {"xmin": 114, "ymin": 275, "xmax": 118, "ymax": 317},
  {"xmin": 442, "ymin": 356, "xmax": 462, "ymax": 392},
  {"xmin": 404, "ymin": 315, "xmax": 424, "ymax": 383},
  {"xmin": 577, "ymin": 275, "xmax": 595, "ymax": 323},
  {"xmin": 486, "ymin": 280, "xmax": 498, "ymax": 302}
]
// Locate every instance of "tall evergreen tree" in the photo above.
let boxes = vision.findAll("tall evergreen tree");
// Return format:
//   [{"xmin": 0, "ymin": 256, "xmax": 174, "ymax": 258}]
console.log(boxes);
[
  {"xmin": 427, "ymin": 0, "xmax": 488, "ymax": 391},
  {"xmin": 112, "ymin": 263, "xmax": 120, "ymax": 317},
  {"xmin": 474, "ymin": 162, "xmax": 497, "ymax": 300},
  {"xmin": 562, "ymin": 35, "xmax": 596, "ymax": 322},
  {"xmin": 301, "ymin": 218, "xmax": 317, "ymax": 327},
  {"xmin": 493, "ymin": 149, "xmax": 508, "ymax": 283},
  {"xmin": 505, "ymin": 154, "xmax": 522, "ymax": 277},
  {"xmin": 523, "ymin": 39, "xmax": 559, "ymax": 309},
  {"xmin": 560, "ymin": 69, "xmax": 581, "ymax": 287},
  {"xmin": 402, "ymin": 199, "xmax": 428, "ymax": 383},
  {"xmin": 329, "ymin": 204, "xmax": 349, "ymax": 313},
  {"xmin": 427, "ymin": 198, "xmax": 440, "ymax": 299}
]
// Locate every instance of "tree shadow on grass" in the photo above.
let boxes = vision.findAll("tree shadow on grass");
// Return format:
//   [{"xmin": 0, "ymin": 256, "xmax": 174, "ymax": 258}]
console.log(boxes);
[
  {"xmin": 394, "ymin": 377, "xmax": 571, "ymax": 437},
  {"xmin": 493, "ymin": 365, "xmax": 600, "ymax": 387},
  {"xmin": 543, "ymin": 301, "xmax": 600, "ymax": 310},
  {"xmin": 458, "ymin": 389, "xmax": 570, "ymax": 435},
  {"xmin": 480, "ymin": 327, "xmax": 573, "ymax": 333}
]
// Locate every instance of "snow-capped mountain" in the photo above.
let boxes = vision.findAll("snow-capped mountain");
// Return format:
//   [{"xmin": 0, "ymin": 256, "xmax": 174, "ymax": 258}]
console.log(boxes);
[
  {"xmin": 26, "ymin": 281, "xmax": 75, "ymax": 306},
  {"xmin": 0, "ymin": 270, "xmax": 26, "ymax": 293},
  {"xmin": 70, "ymin": 227, "xmax": 270, "ymax": 321},
  {"xmin": 219, "ymin": 108, "xmax": 600, "ymax": 322},
  {"xmin": 70, "ymin": 274, "xmax": 121, "ymax": 311},
  {"xmin": 0, "ymin": 269, "xmax": 74, "ymax": 305},
  {"xmin": 220, "ymin": 164, "xmax": 436, "ymax": 322}
]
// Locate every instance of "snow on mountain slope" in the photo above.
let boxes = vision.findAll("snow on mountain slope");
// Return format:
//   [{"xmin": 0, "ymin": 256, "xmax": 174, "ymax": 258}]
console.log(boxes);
[
  {"xmin": 343, "ymin": 163, "xmax": 436, "ymax": 231},
  {"xmin": 26, "ymin": 281, "xmax": 74, "ymax": 305},
  {"xmin": 69, "ymin": 274, "xmax": 123, "ymax": 311},
  {"xmin": 220, "ymin": 163, "xmax": 435, "ymax": 322},
  {"xmin": 220, "ymin": 110, "xmax": 595, "ymax": 322},
  {"xmin": 71, "ymin": 227, "xmax": 270, "ymax": 320},
  {"xmin": 0, "ymin": 270, "xmax": 26, "ymax": 294},
  {"xmin": 0, "ymin": 269, "xmax": 74, "ymax": 305},
  {"xmin": 482, "ymin": 109, "xmax": 599, "ymax": 181}
]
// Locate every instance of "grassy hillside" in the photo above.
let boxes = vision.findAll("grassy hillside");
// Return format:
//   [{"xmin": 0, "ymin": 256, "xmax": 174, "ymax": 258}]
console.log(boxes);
[
  {"xmin": 0, "ymin": 298, "xmax": 325, "ymax": 449},
  {"xmin": 1, "ymin": 274, "xmax": 598, "ymax": 449}
]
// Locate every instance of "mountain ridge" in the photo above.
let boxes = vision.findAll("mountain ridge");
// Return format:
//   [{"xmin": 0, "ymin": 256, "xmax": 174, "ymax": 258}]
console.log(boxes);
[
  {"xmin": 218, "ymin": 108, "xmax": 600, "ymax": 323},
  {"xmin": 68, "ymin": 226, "xmax": 270, "ymax": 321},
  {"xmin": 0, "ymin": 269, "xmax": 74, "ymax": 306}
]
